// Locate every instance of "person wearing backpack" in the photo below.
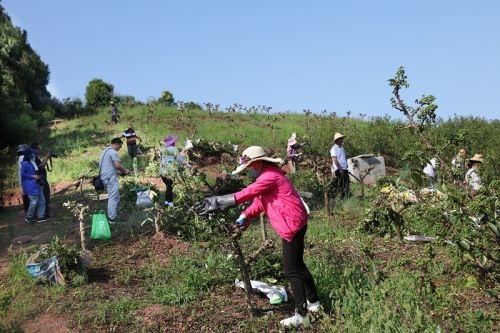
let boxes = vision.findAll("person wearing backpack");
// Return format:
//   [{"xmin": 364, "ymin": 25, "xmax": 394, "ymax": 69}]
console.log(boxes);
[{"xmin": 98, "ymin": 138, "xmax": 132, "ymax": 223}]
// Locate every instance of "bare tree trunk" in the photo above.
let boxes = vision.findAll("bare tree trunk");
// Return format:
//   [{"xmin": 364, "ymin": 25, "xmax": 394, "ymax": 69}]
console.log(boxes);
[
  {"xmin": 153, "ymin": 209, "xmax": 161, "ymax": 235},
  {"xmin": 78, "ymin": 209, "xmax": 86, "ymax": 252},
  {"xmin": 260, "ymin": 214, "xmax": 267, "ymax": 241},
  {"xmin": 229, "ymin": 233, "xmax": 254, "ymax": 317},
  {"xmin": 245, "ymin": 239, "xmax": 275, "ymax": 265},
  {"xmin": 324, "ymin": 190, "xmax": 331, "ymax": 217}
]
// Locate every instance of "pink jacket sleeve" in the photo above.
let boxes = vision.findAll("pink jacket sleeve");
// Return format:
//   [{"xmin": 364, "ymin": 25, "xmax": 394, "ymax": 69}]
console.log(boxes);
[{"xmin": 234, "ymin": 175, "xmax": 275, "ymax": 220}]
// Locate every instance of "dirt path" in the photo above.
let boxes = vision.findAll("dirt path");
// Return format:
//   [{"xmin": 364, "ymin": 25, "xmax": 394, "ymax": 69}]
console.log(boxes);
[{"xmin": 0, "ymin": 201, "xmax": 80, "ymax": 281}]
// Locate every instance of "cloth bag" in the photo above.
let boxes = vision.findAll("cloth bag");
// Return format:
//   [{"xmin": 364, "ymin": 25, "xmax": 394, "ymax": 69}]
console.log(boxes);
[
  {"xmin": 93, "ymin": 147, "xmax": 111, "ymax": 192},
  {"xmin": 26, "ymin": 252, "xmax": 65, "ymax": 285},
  {"xmin": 136, "ymin": 190, "xmax": 154, "ymax": 209},
  {"xmin": 91, "ymin": 211, "xmax": 111, "ymax": 239},
  {"xmin": 92, "ymin": 175, "xmax": 104, "ymax": 191}
]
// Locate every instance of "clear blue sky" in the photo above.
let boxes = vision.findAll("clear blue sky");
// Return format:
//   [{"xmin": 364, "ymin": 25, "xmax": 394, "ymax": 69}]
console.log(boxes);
[{"xmin": 3, "ymin": 0, "xmax": 500, "ymax": 119}]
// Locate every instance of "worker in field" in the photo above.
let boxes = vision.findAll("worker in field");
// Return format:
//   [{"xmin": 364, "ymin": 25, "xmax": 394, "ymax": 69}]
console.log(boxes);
[
  {"xmin": 121, "ymin": 125, "xmax": 142, "ymax": 158},
  {"xmin": 98, "ymin": 138, "xmax": 132, "ymax": 223},
  {"xmin": 31, "ymin": 143, "xmax": 52, "ymax": 219},
  {"xmin": 159, "ymin": 135, "xmax": 186, "ymax": 207},
  {"xmin": 110, "ymin": 101, "xmax": 119, "ymax": 124},
  {"xmin": 451, "ymin": 148, "xmax": 468, "ymax": 183},
  {"xmin": 465, "ymin": 154, "xmax": 484, "ymax": 199},
  {"xmin": 287, "ymin": 133, "xmax": 300, "ymax": 173},
  {"xmin": 422, "ymin": 157, "xmax": 438, "ymax": 188},
  {"xmin": 20, "ymin": 148, "xmax": 48, "ymax": 223},
  {"xmin": 194, "ymin": 146, "xmax": 320, "ymax": 328},
  {"xmin": 17, "ymin": 144, "xmax": 34, "ymax": 212},
  {"xmin": 330, "ymin": 132, "xmax": 350, "ymax": 199}
]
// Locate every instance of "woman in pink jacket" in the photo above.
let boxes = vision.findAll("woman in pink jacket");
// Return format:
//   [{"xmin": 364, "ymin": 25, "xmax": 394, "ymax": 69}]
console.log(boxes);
[{"xmin": 194, "ymin": 146, "xmax": 319, "ymax": 327}]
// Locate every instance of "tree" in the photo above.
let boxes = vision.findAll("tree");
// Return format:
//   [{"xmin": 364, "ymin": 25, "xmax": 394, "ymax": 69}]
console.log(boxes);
[
  {"xmin": 84, "ymin": 79, "xmax": 114, "ymax": 111},
  {"xmin": 0, "ymin": 4, "xmax": 51, "ymax": 146},
  {"xmin": 183, "ymin": 101, "xmax": 202, "ymax": 110},
  {"xmin": 158, "ymin": 90, "xmax": 175, "ymax": 106}
]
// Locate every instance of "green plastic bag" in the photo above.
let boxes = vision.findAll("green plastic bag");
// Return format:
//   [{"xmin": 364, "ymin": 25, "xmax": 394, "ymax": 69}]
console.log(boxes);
[{"xmin": 91, "ymin": 211, "xmax": 111, "ymax": 240}]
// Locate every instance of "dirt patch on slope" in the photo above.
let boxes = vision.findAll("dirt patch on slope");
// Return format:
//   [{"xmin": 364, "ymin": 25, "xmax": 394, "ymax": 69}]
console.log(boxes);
[{"xmin": 22, "ymin": 314, "xmax": 75, "ymax": 333}]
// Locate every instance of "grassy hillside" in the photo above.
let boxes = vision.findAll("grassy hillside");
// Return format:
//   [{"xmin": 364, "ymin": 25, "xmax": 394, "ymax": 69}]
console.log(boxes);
[
  {"xmin": 1, "ymin": 104, "xmax": 499, "ymax": 331},
  {"xmin": 2, "ymin": 104, "xmax": 499, "ymax": 191}
]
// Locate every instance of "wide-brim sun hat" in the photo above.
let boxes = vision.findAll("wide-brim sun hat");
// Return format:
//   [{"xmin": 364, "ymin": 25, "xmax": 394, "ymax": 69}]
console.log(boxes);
[
  {"xmin": 232, "ymin": 146, "xmax": 282, "ymax": 175},
  {"xmin": 333, "ymin": 132, "xmax": 345, "ymax": 142},
  {"xmin": 469, "ymin": 154, "xmax": 484, "ymax": 163},
  {"xmin": 164, "ymin": 135, "xmax": 177, "ymax": 147}
]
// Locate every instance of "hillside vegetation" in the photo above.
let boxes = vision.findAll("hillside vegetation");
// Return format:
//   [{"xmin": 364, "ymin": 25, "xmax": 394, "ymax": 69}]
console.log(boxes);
[
  {"xmin": 2, "ymin": 102, "xmax": 499, "ymax": 191},
  {"xmin": 1, "ymin": 97, "xmax": 499, "ymax": 331}
]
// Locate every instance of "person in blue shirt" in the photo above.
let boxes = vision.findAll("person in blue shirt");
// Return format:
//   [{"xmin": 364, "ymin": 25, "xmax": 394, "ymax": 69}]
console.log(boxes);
[
  {"xmin": 159, "ymin": 135, "xmax": 185, "ymax": 207},
  {"xmin": 21, "ymin": 148, "xmax": 47, "ymax": 223},
  {"xmin": 330, "ymin": 132, "xmax": 350, "ymax": 199}
]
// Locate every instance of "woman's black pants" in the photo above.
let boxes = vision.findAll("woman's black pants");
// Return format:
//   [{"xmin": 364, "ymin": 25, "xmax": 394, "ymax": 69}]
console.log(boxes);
[
  {"xmin": 282, "ymin": 224, "xmax": 319, "ymax": 315},
  {"xmin": 161, "ymin": 176, "xmax": 173, "ymax": 203}
]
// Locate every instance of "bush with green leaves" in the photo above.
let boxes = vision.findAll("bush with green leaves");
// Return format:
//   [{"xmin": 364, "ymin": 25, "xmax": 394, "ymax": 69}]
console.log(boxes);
[
  {"xmin": 61, "ymin": 97, "xmax": 86, "ymax": 117},
  {"xmin": 37, "ymin": 236, "xmax": 87, "ymax": 285},
  {"xmin": 157, "ymin": 90, "xmax": 175, "ymax": 106},
  {"xmin": 0, "ymin": 5, "xmax": 52, "ymax": 146},
  {"xmin": 84, "ymin": 78, "xmax": 114, "ymax": 111}
]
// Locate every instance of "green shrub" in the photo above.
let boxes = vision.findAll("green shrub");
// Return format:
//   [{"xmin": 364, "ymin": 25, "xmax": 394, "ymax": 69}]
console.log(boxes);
[
  {"xmin": 3, "ymin": 113, "xmax": 38, "ymax": 145},
  {"xmin": 157, "ymin": 90, "xmax": 175, "ymax": 106},
  {"xmin": 84, "ymin": 78, "xmax": 114, "ymax": 111},
  {"xmin": 62, "ymin": 97, "xmax": 86, "ymax": 117}
]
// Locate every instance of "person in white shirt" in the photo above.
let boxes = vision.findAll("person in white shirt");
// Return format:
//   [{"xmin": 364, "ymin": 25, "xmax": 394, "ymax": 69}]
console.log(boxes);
[
  {"xmin": 465, "ymin": 154, "xmax": 484, "ymax": 199},
  {"xmin": 98, "ymin": 138, "xmax": 132, "ymax": 223},
  {"xmin": 330, "ymin": 132, "xmax": 350, "ymax": 199},
  {"xmin": 423, "ymin": 158, "xmax": 437, "ymax": 188},
  {"xmin": 451, "ymin": 148, "xmax": 468, "ymax": 183}
]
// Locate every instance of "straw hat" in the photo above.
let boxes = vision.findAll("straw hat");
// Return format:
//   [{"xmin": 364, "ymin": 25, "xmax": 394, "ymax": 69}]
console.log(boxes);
[
  {"xmin": 469, "ymin": 154, "xmax": 484, "ymax": 163},
  {"xmin": 232, "ymin": 146, "xmax": 282, "ymax": 175},
  {"xmin": 333, "ymin": 132, "xmax": 345, "ymax": 142},
  {"xmin": 164, "ymin": 135, "xmax": 177, "ymax": 147}
]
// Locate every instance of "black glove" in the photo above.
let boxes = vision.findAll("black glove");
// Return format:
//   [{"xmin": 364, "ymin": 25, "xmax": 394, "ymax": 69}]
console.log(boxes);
[{"xmin": 193, "ymin": 194, "xmax": 236, "ymax": 216}]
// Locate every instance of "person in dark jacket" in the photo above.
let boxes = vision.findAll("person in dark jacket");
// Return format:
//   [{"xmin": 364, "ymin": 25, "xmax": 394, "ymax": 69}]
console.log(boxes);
[
  {"xmin": 21, "ymin": 148, "xmax": 47, "ymax": 223},
  {"xmin": 111, "ymin": 101, "xmax": 119, "ymax": 124}
]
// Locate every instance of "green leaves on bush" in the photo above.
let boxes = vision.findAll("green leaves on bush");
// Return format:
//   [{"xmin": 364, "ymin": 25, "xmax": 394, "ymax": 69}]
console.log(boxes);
[{"xmin": 85, "ymin": 78, "xmax": 114, "ymax": 112}]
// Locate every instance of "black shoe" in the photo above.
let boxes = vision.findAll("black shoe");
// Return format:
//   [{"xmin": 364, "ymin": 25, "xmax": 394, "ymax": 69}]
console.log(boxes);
[
  {"xmin": 37, "ymin": 217, "xmax": 49, "ymax": 223},
  {"xmin": 25, "ymin": 217, "xmax": 36, "ymax": 223}
]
